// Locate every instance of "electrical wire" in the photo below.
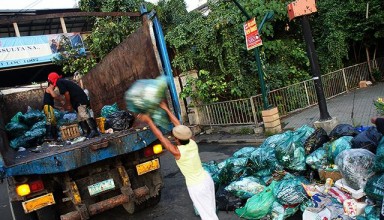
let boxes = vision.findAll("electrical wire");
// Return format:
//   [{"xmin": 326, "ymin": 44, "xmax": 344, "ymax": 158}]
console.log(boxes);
[{"xmin": 18, "ymin": 0, "xmax": 43, "ymax": 12}]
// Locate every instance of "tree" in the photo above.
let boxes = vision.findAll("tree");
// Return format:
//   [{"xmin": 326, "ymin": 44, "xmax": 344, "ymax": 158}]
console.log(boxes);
[
  {"xmin": 313, "ymin": 0, "xmax": 384, "ymax": 74},
  {"xmin": 53, "ymin": 0, "xmax": 144, "ymax": 75},
  {"xmin": 167, "ymin": 0, "xmax": 310, "ymax": 103}
]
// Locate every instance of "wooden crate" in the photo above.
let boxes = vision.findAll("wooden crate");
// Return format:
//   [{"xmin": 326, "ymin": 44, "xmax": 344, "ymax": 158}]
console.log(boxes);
[{"xmin": 60, "ymin": 124, "xmax": 80, "ymax": 141}]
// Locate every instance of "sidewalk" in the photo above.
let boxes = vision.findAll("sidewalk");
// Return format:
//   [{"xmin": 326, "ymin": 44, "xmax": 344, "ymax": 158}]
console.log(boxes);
[
  {"xmin": 282, "ymin": 83, "xmax": 384, "ymax": 129},
  {"xmin": 194, "ymin": 83, "xmax": 384, "ymax": 144}
]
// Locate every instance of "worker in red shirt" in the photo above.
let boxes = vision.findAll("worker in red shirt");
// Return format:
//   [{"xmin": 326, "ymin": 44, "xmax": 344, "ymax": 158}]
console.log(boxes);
[{"xmin": 48, "ymin": 72, "xmax": 99, "ymax": 138}]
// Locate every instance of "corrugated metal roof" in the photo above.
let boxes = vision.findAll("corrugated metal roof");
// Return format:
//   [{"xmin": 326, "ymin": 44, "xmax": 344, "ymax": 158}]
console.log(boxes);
[{"xmin": 0, "ymin": 8, "xmax": 93, "ymax": 37}]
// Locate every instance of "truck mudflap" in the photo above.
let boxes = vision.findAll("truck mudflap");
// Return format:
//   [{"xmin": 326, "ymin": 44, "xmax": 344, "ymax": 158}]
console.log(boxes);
[{"xmin": 60, "ymin": 186, "xmax": 150, "ymax": 220}]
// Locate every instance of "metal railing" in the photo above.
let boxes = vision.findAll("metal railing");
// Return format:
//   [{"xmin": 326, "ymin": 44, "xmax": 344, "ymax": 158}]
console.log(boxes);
[{"xmin": 194, "ymin": 58, "xmax": 384, "ymax": 126}]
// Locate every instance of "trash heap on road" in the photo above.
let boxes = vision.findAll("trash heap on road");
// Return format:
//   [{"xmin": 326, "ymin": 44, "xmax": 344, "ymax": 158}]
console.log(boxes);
[{"xmin": 203, "ymin": 124, "xmax": 384, "ymax": 219}]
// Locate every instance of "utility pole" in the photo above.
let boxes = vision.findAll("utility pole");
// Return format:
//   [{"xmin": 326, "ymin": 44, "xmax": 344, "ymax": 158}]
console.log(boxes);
[
  {"xmin": 231, "ymin": 0, "xmax": 282, "ymax": 133},
  {"xmin": 300, "ymin": 15, "xmax": 331, "ymax": 120},
  {"xmin": 288, "ymin": 0, "xmax": 337, "ymax": 133}
]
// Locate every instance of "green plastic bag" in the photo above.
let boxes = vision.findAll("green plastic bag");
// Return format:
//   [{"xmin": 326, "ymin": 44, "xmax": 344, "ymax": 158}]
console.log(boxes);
[
  {"xmin": 125, "ymin": 76, "xmax": 168, "ymax": 127},
  {"xmin": 10, "ymin": 112, "xmax": 23, "ymax": 122},
  {"xmin": 273, "ymin": 177, "xmax": 308, "ymax": 205},
  {"xmin": 270, "ymin": 201, "xmax": 300, "ymax": 220},
  {"xmin": 324, "ymin": 136, "xmax": 353, "ymax": 163},
  {"xmin": 5, "ymin": 122, "xmax": 29, "ymax": 138},
  {"xmin": 233, "ymin": 146, "xmax": 257, "ymax": 158},
  {"xmin": 125, "ymin": 75, "xmax": 167, "ymax": 113},
  {"xmin": 9, "ymin": 135, "xmax": 35, "ymax": 149},
  {"xmin": 364, "ymin": 205, "xmax": 381, "ymax": 220},
  {"xmin": 217, "ymin": 157, "xmax": 252, "ymax": 185},
  {"xmin": 30, "ymin": 121, "xmax": 46, "ymax": 130},
  {"xmin": 275, "ymin": 137, "xmax": 306, "ymax": 171},
  {"xmin": 293, "ymin": 124, "xmax": 315, "ymax": 144},
  {"xmin": 225, "ymin": 176, "xmax": 265, "ymax": 199},
  {"xmin": 235, "ymin": 181, "xmax": 276, "ymax": 219},
  {"xmin": 202, "ymin": 161, "xmax": 220, "ymax": 185},
  {"xmin": 306, "ymin": 147, "xmax": 328, "ymax": 170},
  {"xmin": 373, "ymin": 137, "xmax": 384, "ymax": 172},
  {"xmin": 19, "ymin": 109, "xmax": 45, "ymax": 126},
  {"xmin": 249, "ymin": 146, "xmax": 282, "ymax": 173},
  {"xmin": 364, "ymin": 173, "xmax": 384, "ymax": 204},
  {"xmin": 356, "ymin": 205, "xmax": 381, "ymax": 220},
  {"xmin": 259, "ymin": 132, "xmax": 290, "ymax": 149},
  {"xmin": 101, "ymin": 103, "xmax": 119, "ymax": 118}
]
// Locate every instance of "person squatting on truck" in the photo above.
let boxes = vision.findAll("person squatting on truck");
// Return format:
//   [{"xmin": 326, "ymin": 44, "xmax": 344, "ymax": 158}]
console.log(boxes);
[
  {"xmin": 43, "ymin": 81, "xmax": 60, "ymax": 141},
  {"xmin": 138, "ymin": 101, "xmax": 219, "ymax": 220},
  {"xmin": 47, "ymin": 72, "xmax": 99, "ymax": 138}
]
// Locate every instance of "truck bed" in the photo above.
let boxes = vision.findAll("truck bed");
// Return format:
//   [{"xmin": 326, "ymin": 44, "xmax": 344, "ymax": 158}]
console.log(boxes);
[{"xmin": 3, "ymin": 122, "xmax": 170, "ymax": 177}]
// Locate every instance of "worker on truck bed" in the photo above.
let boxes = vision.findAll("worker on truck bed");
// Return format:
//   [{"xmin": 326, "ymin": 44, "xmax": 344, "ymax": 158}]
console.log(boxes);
[
  {"xmin": 47, "ymin": 72, "xmax": 99, "ymax": 139},
  {"xmin": 43, "ymin": 81, "xmax": 61, "ymax": 141},
  {"xmin": 138, "ymin": 101, "xmax": 219, "ymax": 220}
]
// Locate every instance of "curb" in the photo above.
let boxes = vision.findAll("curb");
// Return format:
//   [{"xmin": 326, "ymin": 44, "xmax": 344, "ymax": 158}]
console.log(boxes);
[{"xmin": 196, "ymin": 138, "xmax": 265, "ymax": 145}]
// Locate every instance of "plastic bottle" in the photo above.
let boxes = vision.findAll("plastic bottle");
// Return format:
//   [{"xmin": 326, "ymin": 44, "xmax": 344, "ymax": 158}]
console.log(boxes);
[{"xmin": 324, "ymin": 178, "xmax": 334, "ymax": 194}]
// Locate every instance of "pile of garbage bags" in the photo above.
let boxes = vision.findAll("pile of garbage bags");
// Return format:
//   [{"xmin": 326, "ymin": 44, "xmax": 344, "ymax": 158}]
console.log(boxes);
[
  {"xmin": 5, "ymin": 107, "xmax": 78, "ymax": 149},
  {"xmin": 203, "ymin": 124, "xmax": 384, "ymax": 219},
  {"xmin": 100, "ymin": 103, "xmax": 135, "ymax": 131}
]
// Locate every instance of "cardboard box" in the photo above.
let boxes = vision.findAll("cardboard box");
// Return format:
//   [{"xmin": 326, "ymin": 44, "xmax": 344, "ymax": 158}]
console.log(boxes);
[
  {"xmin": 359, "ymin": 81, "xmax": 367, "ymax": 88},
  {"xmin": 318, "ymin": 168, "xmax": 343, "ymax": 182},
  {"xmin": 335, "ymin": 179, "xmax": 366, "ymax": 199}
]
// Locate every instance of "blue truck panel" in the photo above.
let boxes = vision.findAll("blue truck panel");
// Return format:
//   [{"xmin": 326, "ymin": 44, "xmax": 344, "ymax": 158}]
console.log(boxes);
[{"xmin": 4, "ymin": 126, "xmax": 169, "ymax": 176}]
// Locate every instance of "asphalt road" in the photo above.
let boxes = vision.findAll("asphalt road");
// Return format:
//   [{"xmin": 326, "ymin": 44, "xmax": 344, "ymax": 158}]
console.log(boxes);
[
  {"xmin": 93, "ymin": 142, "xmax": 252, "ymax": 220},
  {"xmin": 0, "ymin": 180, "xmax": 13, "ymax": 220}
]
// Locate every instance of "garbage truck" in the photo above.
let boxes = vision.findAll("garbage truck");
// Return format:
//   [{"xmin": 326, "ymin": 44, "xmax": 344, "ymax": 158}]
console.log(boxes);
[{"xmin": 0, "ymin": 9, "xmax": 180, "ymax": 220}]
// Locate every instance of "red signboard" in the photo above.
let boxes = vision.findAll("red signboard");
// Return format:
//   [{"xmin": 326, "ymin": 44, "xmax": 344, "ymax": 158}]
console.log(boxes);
[{"xmin": 244, "ymin": 18, "xmax": 262, "ymax": 50}]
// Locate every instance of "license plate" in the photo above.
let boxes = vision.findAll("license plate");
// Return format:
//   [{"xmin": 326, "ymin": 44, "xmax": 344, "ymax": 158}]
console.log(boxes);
[
  {"xmin": 136, "ymin": 158, "xmax": 160, "ymax": 175},
  {"xmin": 88, "ymin": 179, "xmax": 115, "ymax": 196},
  {"xmin": 22, "ymin": 193, "xmax": 55, "ymax": 213}
]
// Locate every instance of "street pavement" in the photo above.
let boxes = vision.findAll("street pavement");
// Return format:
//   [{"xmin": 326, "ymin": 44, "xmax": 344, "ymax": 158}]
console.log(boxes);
[{"xmin": 195, "ymin": 83, "xmax": 384, "ymax": 144}]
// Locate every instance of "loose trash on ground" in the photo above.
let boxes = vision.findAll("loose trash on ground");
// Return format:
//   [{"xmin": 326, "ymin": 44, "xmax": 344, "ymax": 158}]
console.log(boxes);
[{"xmin": 202, "ymin": 124, "xmax": 384, "ymax": 219}]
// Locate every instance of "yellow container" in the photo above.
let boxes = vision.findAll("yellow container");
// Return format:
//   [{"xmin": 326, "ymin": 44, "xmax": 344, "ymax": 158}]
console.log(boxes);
[{"xmin": 96, "ymin": 117, "xmax": 106, "ymax": 133}]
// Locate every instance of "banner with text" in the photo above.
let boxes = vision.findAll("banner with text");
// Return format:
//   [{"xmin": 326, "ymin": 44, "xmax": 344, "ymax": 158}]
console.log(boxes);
[
  {"xmin": 0, "ymin": 33, "xmax": 85, "ymax": 69},
  {"xmin": 243, "ymin": 18, "xmax": 262, "ymax": 50}
]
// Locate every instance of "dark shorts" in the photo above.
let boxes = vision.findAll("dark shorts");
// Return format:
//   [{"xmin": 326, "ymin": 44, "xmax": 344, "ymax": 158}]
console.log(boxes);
[{"xmin": 376, "ymin": 118, "xmax": 384, "ymax": 134}]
